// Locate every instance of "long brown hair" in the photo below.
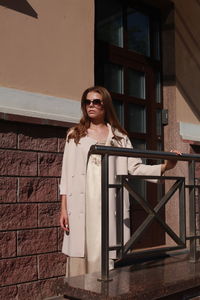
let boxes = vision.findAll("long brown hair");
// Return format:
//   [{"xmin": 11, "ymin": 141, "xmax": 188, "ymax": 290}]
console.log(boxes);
[{"xmin": 67, "ymin": 86, "xmax": 127, "ymax": 144}]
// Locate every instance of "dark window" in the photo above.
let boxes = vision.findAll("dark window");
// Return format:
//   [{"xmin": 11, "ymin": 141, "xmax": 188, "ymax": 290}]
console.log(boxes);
[
  {"xmin": 95, "ymin": 0, "xmax": 165, "ymax": 249},
  {"xmin": 95, "ymin": 0, "xmax": 163, "ymax": 151}
]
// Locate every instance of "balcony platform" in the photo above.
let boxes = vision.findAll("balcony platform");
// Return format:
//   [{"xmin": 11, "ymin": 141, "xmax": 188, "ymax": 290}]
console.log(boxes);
[
  {"xmin": 54, "ymin": 254, "xmax": 200, "ymax": 300},
  {"xmin": 56, "ymin": 253, "xmax": 200, "ymax": 300}
]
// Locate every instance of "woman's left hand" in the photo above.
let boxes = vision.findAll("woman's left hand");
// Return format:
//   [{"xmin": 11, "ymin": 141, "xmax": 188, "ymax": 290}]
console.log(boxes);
[{"xmin": 161, "ymin": 150, "xmax": 182, "ymax": 173}]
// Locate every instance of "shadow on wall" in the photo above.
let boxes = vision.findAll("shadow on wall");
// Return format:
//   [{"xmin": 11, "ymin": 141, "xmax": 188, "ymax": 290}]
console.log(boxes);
[
  {"xmin": 175, "ymin": 4, "xmax": 200, "ymax": 121},
  {"xmin": 196, "ymin": 0, "xmax": 200, "ymax": 8},
  {"xmin": 0, "ymin": 0, "xmax": 38, "ymax": 18},
  {"xmin": 176, "ymin": 78, "xmax": 200, "ymax": 122}
]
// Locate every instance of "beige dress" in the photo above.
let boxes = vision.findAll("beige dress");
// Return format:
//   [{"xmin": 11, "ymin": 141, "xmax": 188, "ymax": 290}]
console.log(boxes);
[
  {"xmin": 66, "ymin": 141, "xmax": 109, "ymax": 277},
  {"xmin": 85, "ymin": 141, "xmax": 106, "ymax": 273}
]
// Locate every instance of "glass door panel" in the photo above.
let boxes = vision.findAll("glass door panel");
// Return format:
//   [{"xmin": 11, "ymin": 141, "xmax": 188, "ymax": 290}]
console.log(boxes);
[
  {"xmin": 127, "ymin": 8, "xmax": 150, "ymax": 56},
  {"xmin": 113, "ymin": 99, "xmax": 124, "ymax": 126},
  {"xmin": 152, "ymin": 20, "xmax": 160, "ymax": 60},
  {"xmin": 132, "ymin": 138, "xmax": 146, "ymax": 150},
  {"xmin": 96, "ymin": 0, "xmax": 123, "ymax": 47},
  {"xmin": 104, "ymin": 63, "xmax": 124, "ymax": 94},
  {"xmin": 127, "ymin": 68, "xmax": 146, "ymax": 99},
  {"xmin": 128, "ymin": 103, "xmax": 146, "ymax": 133},
  {"xmin": 131, "ymin": 138, "xmax": 146, "ymax": 164}
]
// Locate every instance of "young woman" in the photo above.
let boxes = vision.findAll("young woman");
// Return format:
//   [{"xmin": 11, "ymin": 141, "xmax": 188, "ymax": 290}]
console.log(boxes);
[{"xmin": 60, "ymin": 86, "xmax": 178, "ymax": 277}]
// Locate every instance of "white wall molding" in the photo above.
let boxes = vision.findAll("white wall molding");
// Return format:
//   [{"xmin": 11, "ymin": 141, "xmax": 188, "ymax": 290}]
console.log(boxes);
[
  {"xmin": 180, "ymin": 122, "xmax": 200, "ymax": 142},
  {"xmin": 0, "ymin": 87, "xmax": 81, "ymax": 123}
]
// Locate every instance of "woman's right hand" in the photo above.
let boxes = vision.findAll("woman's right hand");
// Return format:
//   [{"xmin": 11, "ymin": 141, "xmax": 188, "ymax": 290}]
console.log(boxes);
[
  {"xmin": 60, "ymin": 209, "xmax": 70, "ymax": 234},
  {"xmin": 60, "ymin": 195, "xmax": 69, "ymax": 234}
]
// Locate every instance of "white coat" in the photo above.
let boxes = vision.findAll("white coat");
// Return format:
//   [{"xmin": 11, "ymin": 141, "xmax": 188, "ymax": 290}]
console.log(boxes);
[{"xmin": 60, "ymin": 124, "xmax": 161, "ymax": 257}]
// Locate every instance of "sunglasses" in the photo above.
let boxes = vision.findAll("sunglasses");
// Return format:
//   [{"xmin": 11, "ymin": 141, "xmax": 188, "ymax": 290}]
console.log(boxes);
[{"xmin": 83, "ymin": 99, "xmax": 103, "ymax": 107}]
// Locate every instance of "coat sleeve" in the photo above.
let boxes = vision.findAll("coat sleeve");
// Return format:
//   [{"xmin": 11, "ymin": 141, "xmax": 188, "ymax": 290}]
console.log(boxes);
[{"xmin": 125, "ymin": 137, "xmax": 162, "ymax": 177}]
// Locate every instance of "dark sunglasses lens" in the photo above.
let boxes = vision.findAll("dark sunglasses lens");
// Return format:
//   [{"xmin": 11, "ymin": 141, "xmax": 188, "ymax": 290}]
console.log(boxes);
[
  {"xmin": 84, "ymin": 99, "xmax": 91, "ymax": 105},
  {"xmin": 93, "ymin": 99, "xmax": 101, "ymax": 106},
  {"xmin": 84, "ymin": 99, "xmax": 102, "ymax": 106}
]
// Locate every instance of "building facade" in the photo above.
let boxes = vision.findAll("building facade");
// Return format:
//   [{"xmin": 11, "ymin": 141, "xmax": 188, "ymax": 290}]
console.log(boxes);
[{"xmin": 0, "ymin": 0, "xmax": 200, "ymax": 299}]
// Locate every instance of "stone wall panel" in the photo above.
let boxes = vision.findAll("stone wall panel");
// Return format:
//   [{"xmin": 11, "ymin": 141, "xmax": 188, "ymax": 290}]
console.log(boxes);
[
  {"xmin": 0, "ymin": 204, "xmax": 37, "ymax": 230},
  {"xmin": 0, "ymin": 122, "xmax": 17, "ymax": 149},
  {"xmin": 18, "ymin": 124, "xmax": 58, "ymax": 152},
  {"xmin": 0, "ymin": 150, "xmax": 37, "ymax": 176},
  {"xmin": 0, "ymin": 178, "xmax": 17, "ymax": 203},
  {"xmin": 38, "ymin": 203, "xmax": 60, "ymax": 227},
  {"xmin": 58, "ymin": 227, "xmax": 64, "ymax": 251},
  {"xmin": 38, "ymin": 153, "xmax": 62, "ymax": 177},
  {"xmin": 38, "ymin": 252, "xmax": 66, "ymax": 279},
  {"xmin": 58, "ymin": 136, "xmax": 66, "ymax": 153},
  {"xmin": 17, "ymin": 277, "xmax": 64, "ymax": 300},
  {"xmin": 0, "ymin": 256, "xmax": 37, "ymax": 286},
  {"xmin": 0, "ymin": 286, "xmax": 18, "ymax": 300},
  {"xmin": 0, "ymin": 231, "xmax": 16, "ymax": 258},
  {"xmin": 17, "ymin": 228, "xmax": 57, "ymax": 255},
  {"xmin": 19, "ymin": 178, "xmax": 58, "ymax": 202}
]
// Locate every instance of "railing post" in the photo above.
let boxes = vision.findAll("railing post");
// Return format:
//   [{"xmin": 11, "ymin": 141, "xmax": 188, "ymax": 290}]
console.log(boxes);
[
  {"xmin": 116, "ymin": 175, "xmax": 124, "ymax": 258},
  {"xmin": 179, "ymin": 178, "xmax": 186, "ymax": 243},
  {"xmin": 189, "ymin": 160, "xmax": 197, "ymax": 262},
  {"xmin": 98, "ymin": 153, "xmax": 112, "ymax": 281}
]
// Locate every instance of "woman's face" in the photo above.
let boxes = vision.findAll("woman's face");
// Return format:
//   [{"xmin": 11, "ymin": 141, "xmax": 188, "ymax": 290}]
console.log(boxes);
[{"xmin": 85, "ymin": 91, "xmax": 105, "ymax": 122}]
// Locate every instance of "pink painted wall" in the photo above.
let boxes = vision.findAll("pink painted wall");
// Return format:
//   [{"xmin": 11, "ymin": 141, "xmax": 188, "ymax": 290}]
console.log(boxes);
[{"xmin": 0, "ymin": 0, "xmax": 94, "ymax": 100}]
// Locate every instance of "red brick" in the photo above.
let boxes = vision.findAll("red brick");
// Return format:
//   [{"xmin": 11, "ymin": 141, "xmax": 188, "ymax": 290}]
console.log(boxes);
[
  {"xmin": 0, "ymin": 256, "xmax": 37, "ymax": 286},
  {"xmin": 18, "ymin": 277, "xmax": 65, "ymax": 300},
  {"xmin": 19, "ymin": 125, "xmax": 58, "ymax": 151},
  {"xmin": 58, "ymin": 227, "xmax": 64, "ymax": 251},
  {"xmin": 58, "ymin": 137, "xmax": 66, "ymax": 153},
  {"xmin": 0, "ymin": 178, "xmax": 17, "ymax": 203},
  {"xmin": 57, "ymin": 127, "xmax": 68, "ymax": 152},
  {"xmin": 0, "ymin": 150, "xmax": 37, "ymax": 176},
  {"xmin": 0, "ymin": 286, "xmax": 18, "ymax": 300},
  {"xmin": 0, "ymin": 231, "xmax": 16, "ymax": 258},
  {"xmin": 38, "ymin": 252, "xmax": 66, "ymax": 279},
  {"xmin": 19, "ymin": 178, "xmax": 58, "ymax": 202},
  {"xmin": 0, "ymin": 204, "xmax": 37, "ymax": 230},
  {"xmin": 38, "ymin": 153, "xmax": 62, "ymax": 176},
  {"xmin": 38, "ymin": 203, "xmax": 60, "ymax": 227},
  {"xmin": 0, "ymin": 121, "xmax": 17, "ymax": 149},
  {"xmin": 17, "ymin": 228, "xmax": 57, "ymax": 255}
]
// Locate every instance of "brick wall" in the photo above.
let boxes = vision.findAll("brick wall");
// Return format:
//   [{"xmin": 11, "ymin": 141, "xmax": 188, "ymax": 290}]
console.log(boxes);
[{"xmin": 0, "ymin": 119, "xmax": 68, "ymax": 299}]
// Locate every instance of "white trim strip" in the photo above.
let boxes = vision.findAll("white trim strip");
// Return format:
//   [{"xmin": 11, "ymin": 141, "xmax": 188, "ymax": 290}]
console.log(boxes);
[
  {"xmin": 180, "ymin": 122, "xmax": 200, "ymax": 142},
  {"xmin": 0, "ymin": 87, "xmax": 81, "ymax": 123}
]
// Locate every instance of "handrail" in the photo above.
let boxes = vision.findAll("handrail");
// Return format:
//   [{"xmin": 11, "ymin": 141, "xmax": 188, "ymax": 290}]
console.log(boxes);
[
  {"xmin": 88, "ymin": 145, "xmax": 200, "ymax": 281},
  {"xmin": 89, "ymin": 145, "xmax": 200, "ymax": 161}
]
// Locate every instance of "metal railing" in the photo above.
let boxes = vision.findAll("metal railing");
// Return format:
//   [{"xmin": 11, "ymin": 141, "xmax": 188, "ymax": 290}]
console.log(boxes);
[{"xmin": 88, "ymin": 145, "xmax": 200, "ymax": 281}]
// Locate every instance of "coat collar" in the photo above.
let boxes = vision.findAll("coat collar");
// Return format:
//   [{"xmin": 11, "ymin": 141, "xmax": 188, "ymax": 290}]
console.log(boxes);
[
  {"xmin": 81, "ymin": 123, "xmax": 125, "ymax": 146},
  {"xmin": 105, "ymin": 124, "xmax": 125, "ymax": 146}
]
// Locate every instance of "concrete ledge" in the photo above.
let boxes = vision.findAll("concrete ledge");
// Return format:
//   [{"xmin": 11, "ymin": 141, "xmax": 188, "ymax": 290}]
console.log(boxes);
[
  {"xmin": 180, "ymin": 122, "xmax": 200, "ymax": 143},
  {"xmin": 0, "ymin": 87, "xmax": 81, "ymax": 124}
]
